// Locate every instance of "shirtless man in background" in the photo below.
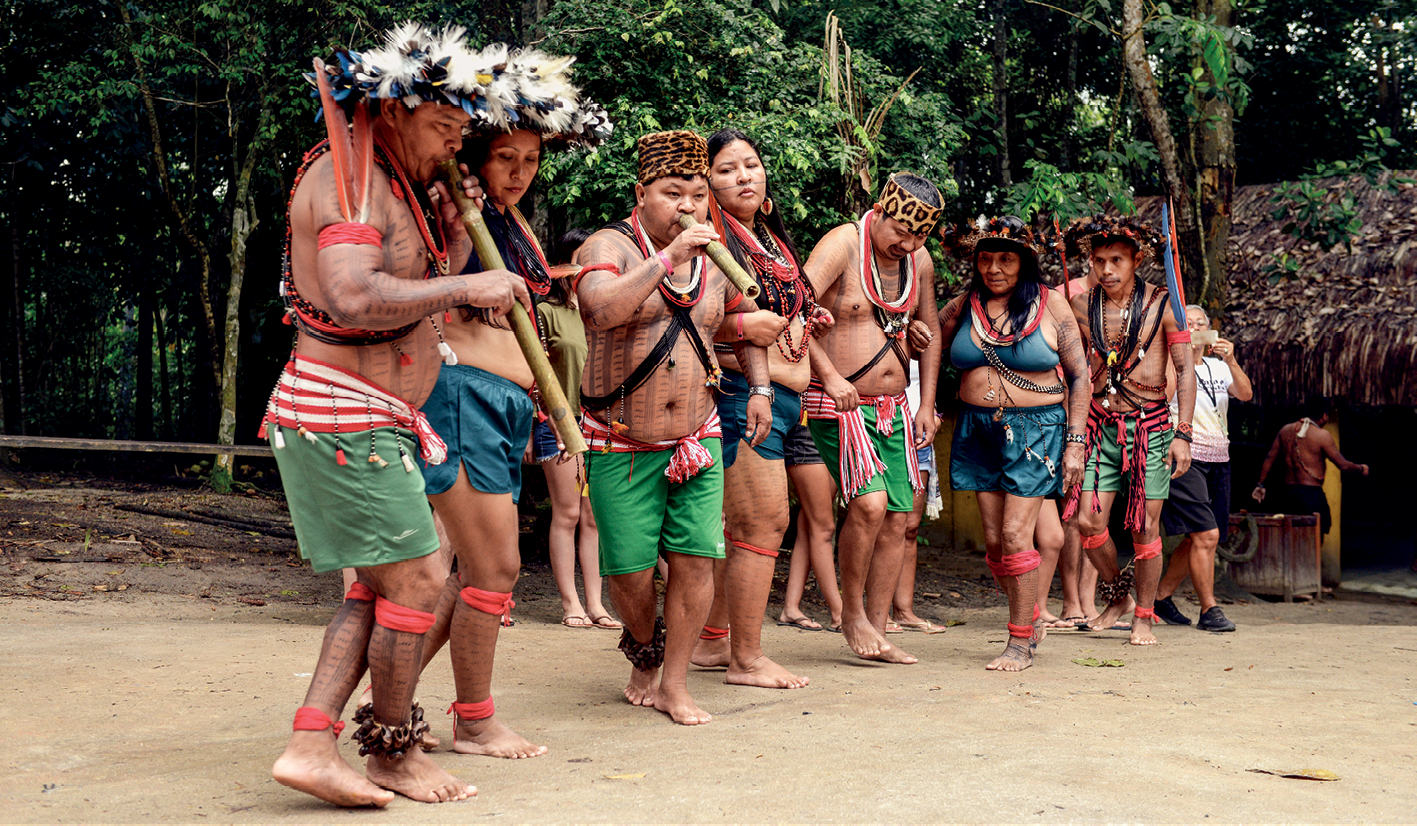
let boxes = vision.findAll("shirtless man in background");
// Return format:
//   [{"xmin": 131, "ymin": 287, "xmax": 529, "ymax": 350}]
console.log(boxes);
[{"xmin": 1252, "ymin": 397, "xmax": 1368, "ymax": 536}]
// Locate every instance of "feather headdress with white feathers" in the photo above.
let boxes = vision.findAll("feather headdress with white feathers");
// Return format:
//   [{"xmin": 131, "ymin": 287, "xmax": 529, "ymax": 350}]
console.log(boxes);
[{"xmin": 306, "ymin": 22, "xmax": 612, "ymax": 147}]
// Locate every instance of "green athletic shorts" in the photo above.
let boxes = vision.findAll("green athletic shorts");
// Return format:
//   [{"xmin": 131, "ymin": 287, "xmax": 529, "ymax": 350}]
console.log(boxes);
[
  {"xmin": 584, "ymin": 438, "xmax": 727, "ymax": 576},
  {"xmin": 1082, "ymin": 418, "xmax": 1176, "ymax": 500},
  {"xmin": 808, "ymin": 407, "xmax": 916, "ymax": 512},
  {"xmin": 272, "ymin": 425, "xmax": 439, "ymax": 573}
]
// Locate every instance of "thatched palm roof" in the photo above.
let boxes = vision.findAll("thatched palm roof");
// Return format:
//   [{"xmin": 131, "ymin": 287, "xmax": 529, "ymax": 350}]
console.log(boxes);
[{"xmin": 1127, "ymin": 172, "xmax": 1416, "ymax": 407}]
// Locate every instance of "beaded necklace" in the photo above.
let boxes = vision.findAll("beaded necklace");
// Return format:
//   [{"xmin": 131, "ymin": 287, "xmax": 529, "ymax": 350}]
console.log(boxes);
[
  {"xmin": 858, "ymin": 210, "xmax": 916, "ymax": 339},
  {"xmin": 372, "ymin": 137, "xmax": 448, "ymax": 277},
  {"xmin": 720, "ymin": 211, "xmax": 816, "ymax": 362},
  {"xmin": 630, "ymin": 208, "xmax": 705, "ymax": 307}
]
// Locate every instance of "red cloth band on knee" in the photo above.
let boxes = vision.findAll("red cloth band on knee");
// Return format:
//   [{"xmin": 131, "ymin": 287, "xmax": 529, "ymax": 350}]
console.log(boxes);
[
  {"xmin": 1081, "ymin": 530, "xmax": 1110, "ymax": 550},
  {"xmin": 317, "ymin": 222, "xmax": 383, "ymax": 250},
  {"xmin": 1134, "ymin": 606, "xmax": 1159, "ymax": 623},
  {"xmin": 374, "ymin": 595, "xmax": 436, "ymax": 634},
  {"xmin": 293, "ymin": 706, "xmax": 345, "ymax": 738},
  {"xmin": 460, "ymin": 586, "xmax": 516, "ymax": 617},
  {"xmin": 1007, "ymin": 622, "xmax": 1034, "ymax": 639},
  {"xmin": 448, "ymin": 698, "xmax": 495, "ymax": 722},
  {"xmin": 345, "ymin": 582, "xmax": 376, "ymax": 602},
  {"xmin": 1165, "ymin": 330, "xmax": 1191, "ymax": 345},
  {"xmin": 1134, "ymin": 537, "xmax": 1164, "ymax": 560},
  {"xmin": 730, "ymin": 538, "xmax": 779, "ymax": 558},
  {"xmin": 700, "ymin": 625, "xmax": 729, "ymax": 641},
  {"xmin": 985, "ymin": 549, "xmax": 1042, "ymax": 578}
]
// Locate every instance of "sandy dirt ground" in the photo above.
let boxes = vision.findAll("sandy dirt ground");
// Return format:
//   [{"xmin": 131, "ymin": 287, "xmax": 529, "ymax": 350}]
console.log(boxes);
[{"xmin": 3, "ymin": 473, "xmax": 1417, "ymax": 823}]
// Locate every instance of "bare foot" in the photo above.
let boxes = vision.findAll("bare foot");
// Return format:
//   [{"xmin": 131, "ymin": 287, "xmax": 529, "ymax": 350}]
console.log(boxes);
[
  {"xmin": 273, "ymin": 732, "xmax": 394, "ymax": 808},
  {"xmin": 451, "ymin": 715, "xmax": 548, "ymax": 759},
  {"xmin": 726, "ymin": 654, "xmax": 810, "ymax": 689},
  {"xmin": 860, "ymin": 644, "xmax": 919, "ymax": 665},
  {"xmin": 653, "ymin": 684, "xmax": 712, "ymax": 725},
  {"xmin": 355, "ymin": 689, "xmax": 440, "ymax": 751},
  {"xmin": 365, "ymin": 748, "xmax": 474, "ymax": 803},
  {"xmin": 690, "ymin": 636, "xmax": 730, "ymax": 668},
  {"xmin": 1129, "ymin": 614, "xmax": 1159, "ymax": 646},
  {"xmin": 1084, "ymin": 595, "xmax": 1135, "ymax": 632},
  {"xmin": 840, "ymin": 616, "xmax": 888, "ymax": 657},
  {"xmin": 985, "ymin": 638, "xmax": 1034, "ymax": 671},
  {"xmin": 624, "ymin": 665, "xmax": 658, "ymax": 707}
]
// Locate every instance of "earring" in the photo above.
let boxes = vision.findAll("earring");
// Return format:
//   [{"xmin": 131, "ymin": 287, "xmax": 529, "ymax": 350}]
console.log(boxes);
[{"xmin": 761, "ymin": 198, "xmax": 773, "ymax": 217}]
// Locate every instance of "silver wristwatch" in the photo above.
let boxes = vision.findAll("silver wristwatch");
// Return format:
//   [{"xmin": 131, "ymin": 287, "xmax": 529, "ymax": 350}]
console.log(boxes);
[{"xmin": 748, "ymin": 385, "xmax": 775, "ymax": 404}]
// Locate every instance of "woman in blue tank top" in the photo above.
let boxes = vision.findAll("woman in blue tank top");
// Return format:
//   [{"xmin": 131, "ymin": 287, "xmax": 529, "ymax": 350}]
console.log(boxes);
[{"xmin": 936, "ymin": 216, "xmax": 1091, "ymax": 672}]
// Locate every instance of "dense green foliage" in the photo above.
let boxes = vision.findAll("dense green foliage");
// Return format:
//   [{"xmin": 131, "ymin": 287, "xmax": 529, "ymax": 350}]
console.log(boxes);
[{"xmin": 1, "ymin": 0, "xmax": 1413, "ymax": 450}]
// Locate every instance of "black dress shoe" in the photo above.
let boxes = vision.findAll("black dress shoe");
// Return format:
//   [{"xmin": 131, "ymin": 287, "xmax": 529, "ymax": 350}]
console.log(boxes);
[
  {"xmin": 1153, "ymin": 596, "xmax": 1192, "ymax": 626},
  {"xmin": 1197, "ymin": 606, "xmax": 1236, "ymax": 632}
]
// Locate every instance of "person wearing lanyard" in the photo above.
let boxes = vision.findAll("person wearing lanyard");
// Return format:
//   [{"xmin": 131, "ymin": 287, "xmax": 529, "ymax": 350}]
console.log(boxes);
[{"xmin": 1154, "ymin": 305, "xmax": 1252, "ymax": 631}]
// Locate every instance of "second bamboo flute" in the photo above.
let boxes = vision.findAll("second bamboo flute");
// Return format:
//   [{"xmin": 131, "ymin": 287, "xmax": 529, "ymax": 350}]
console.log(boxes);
[
  {"xmin": 677, "ymin": 214, "xmax": 761, "ymax": 300},
  {"xmin": 438, "ymin": 160, "xmax": 587, "ymax": 456}
]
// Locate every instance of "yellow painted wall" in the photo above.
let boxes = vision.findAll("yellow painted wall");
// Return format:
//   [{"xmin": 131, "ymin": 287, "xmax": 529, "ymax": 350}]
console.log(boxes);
[
  {"xmin": 929, "ymin": 412, "xmax": 984, "ymax": 551},
  {"xmin": 1322, "ymin": 420, "xmax": 1342, "ymax": 584}
]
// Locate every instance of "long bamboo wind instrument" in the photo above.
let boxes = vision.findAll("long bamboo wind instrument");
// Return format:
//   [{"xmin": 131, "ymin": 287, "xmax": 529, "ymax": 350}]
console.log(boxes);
[
  {"xmin": 677, "ymin": 214, "xmax": 761, "ymax": 300},
  {"xmin": 439, "ymin": 160, "xmax": 587, "ymax": 456}
]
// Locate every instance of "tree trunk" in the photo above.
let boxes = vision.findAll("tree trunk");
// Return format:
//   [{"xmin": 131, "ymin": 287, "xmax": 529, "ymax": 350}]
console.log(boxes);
[
  {"xmin": 1193, "ymin": 0, "xmax": 1236, "ymax": 317},
  {"xmin": 1062, "ymin": 23, "xmax": 1079, "ymax": 172},
  {"xmin": 136, "ymin": 283, "xmax": 154, "ymax": 440},
  {"xmin": 118, "ymin": 5, "xmax": 222, "ymax": 419},
  {"xmin": 211, "ymin": 103, "xmax": 272, "ymax": 493},
  {"xmin": 6, "ymin": 216, "xmax": 24, "ymax": 435},
  {"xmin": 1121, "ymin": 0, "xmax": 1202, "ymax": 303},
  {"xmin": 155, "ymin": 304, "xmax": 172, "ymax": 440},
  {"xmin": 992, "ymin": 0, "xmax": 1011, "ymax": 188}
]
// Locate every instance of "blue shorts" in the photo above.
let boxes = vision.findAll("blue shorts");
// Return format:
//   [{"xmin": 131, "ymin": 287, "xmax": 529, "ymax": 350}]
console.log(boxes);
[
  {"xmin": 532, "ymin": 419, "xmax": 560, "ymax": 464},
  {"xmin": 950, "ymin": 403, "xmax": 1065, "ymax": 498},
  {"xmin": 717, "ymin": 368, "xmax": 801, "ymax": 469},
  {"xmin": 420, "ymin": 364, "xmax": 533, "ymax": 501},
  {"xmin": 916, "ymin": 445, "xmax": 936, "ymax": 477}
]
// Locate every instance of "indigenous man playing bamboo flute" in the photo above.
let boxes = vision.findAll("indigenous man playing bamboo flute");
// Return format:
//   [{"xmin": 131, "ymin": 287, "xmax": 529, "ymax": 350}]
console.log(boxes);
[
  {"xmin": 802, "ymin": 173, "xmax": 943, "ymax": 663},
  {"xmin": 573, "ymin": 131, "xmax": 772, "ymax": 725},
  {"xmin": 1062, "ymin": 215, "xmax": 1195, "ymax": 646},
  {"xmin": 263, "ymin": 26, "xmax": 529, "ymax": 806}
]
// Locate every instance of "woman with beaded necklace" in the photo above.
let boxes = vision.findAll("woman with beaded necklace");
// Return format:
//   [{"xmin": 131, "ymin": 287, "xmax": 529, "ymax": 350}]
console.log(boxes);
[
  {"xmin": 688, "ymin": 129, "xmax": 834, "ymax": 688},
  {"xmin": 937, "ymin": 216, "xmax": 1089, "ymax": 671}
]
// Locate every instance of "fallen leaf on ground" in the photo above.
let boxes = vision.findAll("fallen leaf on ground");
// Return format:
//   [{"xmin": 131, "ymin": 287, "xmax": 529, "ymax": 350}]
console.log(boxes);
[
  {"xmin": 238, "ymin": 597, "xmax": 266, "ymax": 606},
  {"xmin": 922, "ymin": 592, "xmax": 941, "ymax": 598},
  {"xmin": 1247, "ymin": 768, "xmax": 1339, "ymax": 781},
  {"xmin": 1073, "ymin": 657, "xmax": 1125, "ymax": 668},
  {"xmin": 944, "ymin": 619, "xmax": 966, "ymax": 627},
  {"xmin": 603, "ymin": 773, "xmax": 645, "ymax": 780}
]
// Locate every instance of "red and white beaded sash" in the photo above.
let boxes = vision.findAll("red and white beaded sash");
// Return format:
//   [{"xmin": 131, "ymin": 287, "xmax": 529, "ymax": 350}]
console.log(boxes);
[
  {"xmin": 581, "ymin": 410, "xmax": 722, "ymax": 483},
  {"xmin": 801, "ymin": 384, "xmax": 922, "ymax": 499}
]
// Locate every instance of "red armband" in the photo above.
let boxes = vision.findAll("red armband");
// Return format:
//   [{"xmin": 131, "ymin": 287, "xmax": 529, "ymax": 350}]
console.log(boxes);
[
  {"xmin": 1165, "ymin": 330, "xmax": 1191, "ymax": 345},
  {"xmin": 725, "ymin": 290, "xmax": 744, "ymax": 312},
  {"xmin": 318, "ymin": 222, "xmax": 383, "ymax": 250},
  {"xmin": 572, "ymin": 262, "xmax": 620, "ymax": 293}
]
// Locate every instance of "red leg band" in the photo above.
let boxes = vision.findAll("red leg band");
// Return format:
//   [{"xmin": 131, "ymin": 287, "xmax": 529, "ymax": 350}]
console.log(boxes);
[
  {"xmin": 459, "ymin": 586, "xmax": 516, "ymax": 617},
  {"xmin": 448, "ymin": 698, "xmax": 495, "ymax": 722},
  {"xmin": 345, "ymin": 582, "xmax": 376, "ymax": 602},
  {"xmin": 1134, "ymin": 537, "xmax": 1164, "ymax": 560},
  {"xmin": 731, "ymin": 538, "xmax": 780, "ymax": 558},
  {"xmin": 985, "ymin": 549, "xmax": 1042, "ymax": 578},
  {"xmin": 1007, "ymin": 622, "xmax": 1034, "ymax": 639},
  {"xmin": 374, "ymin": 596, "xmax": 436, "ymax": 634},
  {"xmin": 1134, "ymin": 606, "xmax": 1159, "ymax": 623},
  {"xmin": 1081, "ymin": 530, "xmax": 1110, "ymax": 550},
  {"xmin": 293, "ymin": 706, "xmax": 345, "ymax": 738},
  {"xmin": 700, "ymin": 625, "xmax": 729, "ymax": 641}
]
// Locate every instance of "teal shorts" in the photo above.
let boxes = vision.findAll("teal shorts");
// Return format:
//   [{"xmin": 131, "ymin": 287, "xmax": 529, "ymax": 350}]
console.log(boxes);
[
  {"xmin": 808, "ymin": 406, "xmax": 915, "ymax": 512},
  {"xmin": 950, "ymin": 403, "xmax": 1065, "ymax": 498},
  {"xmin": 272, "ymin": 425, "xmax": 439, "ymax": 573},
  {"xmin": 584, "ymin": 438, "xmax": 727, "ymax": 576},
  {"xmin": 420, "ymin": 363, "xmax": 534, "ymax": 501},
  {"xmin": 717, "ymin": 368, "xmax": 802, "ymax": 468}
]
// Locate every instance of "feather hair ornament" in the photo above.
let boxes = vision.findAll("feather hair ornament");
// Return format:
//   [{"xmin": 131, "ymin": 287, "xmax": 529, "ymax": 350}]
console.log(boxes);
[{"xmin": 305, "ymin": 23, "xmax": 613, "ymax": 147}]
